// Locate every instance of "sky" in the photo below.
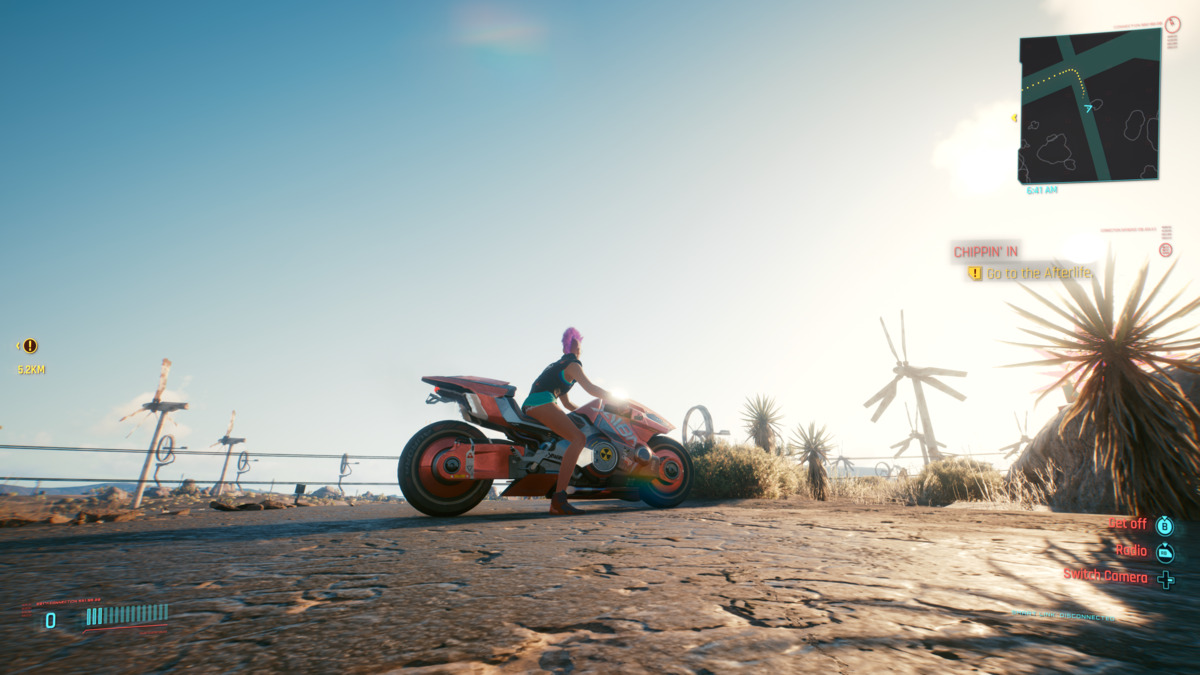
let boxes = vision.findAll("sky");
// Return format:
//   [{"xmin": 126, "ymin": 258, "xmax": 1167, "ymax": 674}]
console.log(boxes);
[{"xmin": 2, "ymin": 0, "xmax": 1197, "ymax": 493}]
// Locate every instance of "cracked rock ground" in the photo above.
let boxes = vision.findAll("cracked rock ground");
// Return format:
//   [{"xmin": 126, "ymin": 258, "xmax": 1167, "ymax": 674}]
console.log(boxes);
[{"xmin": 0, "ymin": 499, "xmax": 1196, "ymax": 673}]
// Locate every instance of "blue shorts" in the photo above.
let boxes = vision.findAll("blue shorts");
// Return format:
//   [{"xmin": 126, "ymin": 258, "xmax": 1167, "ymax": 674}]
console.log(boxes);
[{"xmin": 522, "ymin": 391, "xmax": 556, "ymax": 410}]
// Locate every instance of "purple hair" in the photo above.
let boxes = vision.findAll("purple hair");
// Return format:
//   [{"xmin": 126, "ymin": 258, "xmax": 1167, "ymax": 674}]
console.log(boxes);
[{"xmin": 562, "ymin": 327, "xmax": 582, "ymax": 354}]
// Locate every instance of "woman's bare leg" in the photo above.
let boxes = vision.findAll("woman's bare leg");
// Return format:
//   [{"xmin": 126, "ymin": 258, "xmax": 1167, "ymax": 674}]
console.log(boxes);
[{"xmin": 525, "ymin": 403, "xmax": 587, "ymax": 495}]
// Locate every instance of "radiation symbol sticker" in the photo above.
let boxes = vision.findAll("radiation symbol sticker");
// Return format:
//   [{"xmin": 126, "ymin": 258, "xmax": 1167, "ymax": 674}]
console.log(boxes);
[{"xmin": 591, "ymin": 442, "xmax": 620, "ymax": 473}]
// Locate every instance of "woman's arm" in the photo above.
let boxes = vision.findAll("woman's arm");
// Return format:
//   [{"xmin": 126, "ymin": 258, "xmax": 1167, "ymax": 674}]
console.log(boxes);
[
  {"xmin": 564, "ymin": 363, "xmax": 613, "ymax": 401},
  {"xmin": 559, "ymin": 391, "xmax": 578, "ymax": 411}
]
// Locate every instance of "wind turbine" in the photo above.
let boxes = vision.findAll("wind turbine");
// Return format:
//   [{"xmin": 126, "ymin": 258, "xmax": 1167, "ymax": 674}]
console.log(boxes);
[
  {"xmin": 1000, "ymin": 411, "xmax": 1033, "ymax": 459},
  {"xmin": 830, "ymin": 455, "xmax": 855, "ymax": 477},
  {"xmin": 889, "ymin": 403, "xmax": 945, "ymax": 463},
  {"xmin": 121, "ymin": 359, "xmax": 188, "ymax": 508},
  {"xmin": 212, "ymin": 411, "xmax": 245, "ymax": 497},
  {"xmin": 864, "ymin": 311, "xmax": 966, "ymax": 464}
]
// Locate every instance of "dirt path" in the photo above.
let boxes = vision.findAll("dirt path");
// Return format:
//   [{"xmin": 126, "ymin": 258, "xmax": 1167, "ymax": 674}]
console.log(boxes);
[{"xmin": 0, "ymin": 498, "xmax": 1195, "ymax": 673}]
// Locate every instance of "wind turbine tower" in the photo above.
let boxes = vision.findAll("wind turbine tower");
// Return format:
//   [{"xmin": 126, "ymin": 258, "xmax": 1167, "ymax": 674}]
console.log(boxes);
[{"xmin": 121, "ymin": 359, "xmax": 188, "ymax": 508}]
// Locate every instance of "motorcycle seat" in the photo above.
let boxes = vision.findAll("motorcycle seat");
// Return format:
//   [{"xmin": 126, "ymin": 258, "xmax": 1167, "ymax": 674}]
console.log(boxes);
[{"xmin": 498, "ymin": 396, "xmax": 552, "ymax": 431}]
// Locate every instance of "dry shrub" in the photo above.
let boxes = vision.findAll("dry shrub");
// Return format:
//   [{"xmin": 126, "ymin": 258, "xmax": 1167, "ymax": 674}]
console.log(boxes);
[
  {"xmin": 827, "ymin": 475, "xmax": 906, "ymax": 503},
  {"xmin": 904, "ymin": 457, "xmax": 1004, "ymax": 506},
  {"xmin": 1003, "ymin": 458, "xmax": 1115, "ymax": 512},
  {"xmin": 689, "ymin": 441, "xmax": 806, "ymax": 500}
]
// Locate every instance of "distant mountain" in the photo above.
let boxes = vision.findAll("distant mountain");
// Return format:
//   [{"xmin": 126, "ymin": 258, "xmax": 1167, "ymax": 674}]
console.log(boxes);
[{"xmin": 0, "ymin": 482, "xmax": 140, "ymax": 496}]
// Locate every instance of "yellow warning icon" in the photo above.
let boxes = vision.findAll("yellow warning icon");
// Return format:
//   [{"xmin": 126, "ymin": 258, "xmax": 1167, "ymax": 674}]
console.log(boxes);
[
  {"xmin": 968, "ymin": 266, "xmax": 983, "ymax": 281},
  {"xmin": 1011, "ymin": 114, "xmax": 1018, "ymax": 122}
]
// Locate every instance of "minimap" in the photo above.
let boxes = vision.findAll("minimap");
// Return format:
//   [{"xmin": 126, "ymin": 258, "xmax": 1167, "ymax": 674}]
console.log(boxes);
[{"xmin": 1019, "ymin": 28, "xmax": 1161, "ymax": 184}]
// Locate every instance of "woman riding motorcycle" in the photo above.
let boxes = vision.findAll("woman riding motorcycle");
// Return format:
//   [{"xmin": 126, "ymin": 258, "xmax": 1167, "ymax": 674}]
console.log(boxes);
[{"xmin": 522, "ymin": 327, "xmax": 622, "ymax": 515}]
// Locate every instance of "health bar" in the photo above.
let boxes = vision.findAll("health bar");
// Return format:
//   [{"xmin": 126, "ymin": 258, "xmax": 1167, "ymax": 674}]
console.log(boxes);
[{"xmin": 86, "ymin": 604, "xmax": 168, "ymax": 626}]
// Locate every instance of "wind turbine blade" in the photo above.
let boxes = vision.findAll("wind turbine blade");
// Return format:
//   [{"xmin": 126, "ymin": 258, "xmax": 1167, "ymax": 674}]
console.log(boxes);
[
  {"xmin": 890, "ymin": 438, "xmax": 909, "ymax": 450},
  {"xmin": 1013, "ymin": 412, "xmax": 1022, "ymax": 434},
  {"xmin": 1024, "ymin": 411, "xmax": 1029, "ymax": 432},
  {"xmin": 870, "ymin": 385, "xmax": 899, "ymax": 423},
  {"xmin": 905, "ymin": 403, "xmax": 915, "ymax": 431},
  {"xmin": 155, "ymin": 358, "xmax": 172, "ymax": 402},
  {"xmin": 226, "ymin": 410, "xmax": 237, "ymax": 437},
  {"xmin": 119, "ymin": 408, "xmax": 146, "ymax": 423},
  {"xmin": 864, "ymin": 375, "xmax": 902, "ymax": 408},
  {"xmin": 900, "ymin": 310, "xmax": 908, "ymax": 362},
  {"xmin": 124, "ymin": 412, "xmax": 153, "ymax": 438},
  {"xmin": 911, "ymin": 367, "xmax": 967, "ymax": 378},
  {"xmin": 879, "ymin": 318, "xmax": 901, "ymax": 363},
  {"xmin": 894, "ymin": 440, "xmax": 913, "ymax": 459},
  {"xmin": 919, "ymin": 376, "xmax": 967, "ymax": 402}
]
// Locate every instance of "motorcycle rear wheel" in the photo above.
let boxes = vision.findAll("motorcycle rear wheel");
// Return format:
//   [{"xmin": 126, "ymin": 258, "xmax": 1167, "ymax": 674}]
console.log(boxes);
[
  {"xmin": 638, "ymin": 436, "xmax": 693, "ymax": 508},
  {"xmin": 399, "ymin": 420, "xmax": 494, "ymax": 517}
]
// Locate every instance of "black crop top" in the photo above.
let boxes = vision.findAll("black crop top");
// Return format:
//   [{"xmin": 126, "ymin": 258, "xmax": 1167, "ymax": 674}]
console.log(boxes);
[{"xmin": 528, "ymin": 353, "xmax": 581, "ymax": 399}]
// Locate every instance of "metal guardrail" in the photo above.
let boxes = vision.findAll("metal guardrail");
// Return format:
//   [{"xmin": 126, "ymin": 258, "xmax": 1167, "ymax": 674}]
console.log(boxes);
[
  {"xmin": 0, "ymin": 445, "xmax": 399, "ymax": 460},
  {"xmin": 0, "ymin": 477, "xmax": 398, "ymax": 486},
  {"xmin": 0, "ymin": 445, "xmax": 402, "ymax": 489}
]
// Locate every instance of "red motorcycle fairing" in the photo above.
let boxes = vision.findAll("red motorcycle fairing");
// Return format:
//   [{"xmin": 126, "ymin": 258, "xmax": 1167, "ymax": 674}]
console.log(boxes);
[
  {"xmin": 572, "ymin": 399, "xmax": 675, "ymax": 445},
  {"xmin": 421, "ymin": 375, "xmax": 516, "ymax": 398},
  {"xmin": 428, "ymin": 439, "xmax": 521, "ymax": 480}
]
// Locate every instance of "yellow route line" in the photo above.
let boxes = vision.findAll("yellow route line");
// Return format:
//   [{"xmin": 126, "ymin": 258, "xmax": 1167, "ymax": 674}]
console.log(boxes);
[{"xmin": 1023, "ymin": 68, "xmax": 1088, "ymax": 98}]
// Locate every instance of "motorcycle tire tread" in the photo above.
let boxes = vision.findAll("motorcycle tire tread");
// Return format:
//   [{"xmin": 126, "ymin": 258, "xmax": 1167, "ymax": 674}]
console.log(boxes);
[{"xmin": 399, "ymin": 420, "xmax": 494, "ymax": 517}]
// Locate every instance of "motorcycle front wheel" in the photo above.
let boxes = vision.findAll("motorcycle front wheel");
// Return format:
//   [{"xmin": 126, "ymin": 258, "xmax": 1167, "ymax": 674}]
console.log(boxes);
[
  {"xmin": 638, "ymin": 435, "xmax": 694, "ymax": 508},
  {"xmin": 399, "ymin": 420, "xmax": 494, "ymax": 517}
]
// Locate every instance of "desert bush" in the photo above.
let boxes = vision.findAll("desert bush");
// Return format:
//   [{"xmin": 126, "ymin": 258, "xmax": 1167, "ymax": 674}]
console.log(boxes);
[
  {"xmin": 1001, "ymin": 458, "xmax": 1117, "ymax": 512},
  {"xmin": 1006, "ymin": 253, "xmax": 1200, "ymax": 518},
  {"xmin": 825, "ymin": 475, "xmax": 899, "ymax": 503},
  {"xmin": 741, "ymin": 395, "xmax": 784, "ymax": 454},
  {"xmin": 905, "ymin": 458, "xmax": 1003, "ymax": 506},
  {"xmin": 788, "ymin": 422, "xmax": 833, "ymax": 501},
  {"xmin": 855, "ymin": 475, "xmax": 886, "ymax": 488},
  {"xmin": 685, "ymin": 437, "xmax": 720, "ymax": 459},
  {"xmin": 691, "ymin": 441, "xmax": 806, "ymax": 499}
]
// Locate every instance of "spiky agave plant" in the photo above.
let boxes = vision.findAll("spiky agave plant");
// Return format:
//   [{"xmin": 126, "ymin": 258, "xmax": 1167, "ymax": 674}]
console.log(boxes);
[
  {"xmin": 741, "ymin": 395, "xmax": 784, "ymax": 454},
  {"xmin": 790, "ymin": 422, "xmax": 833, "ymax": 501},
  {"xmin": 1005, "ymin": 252, "xmax": 1200, "ymax": 518}
]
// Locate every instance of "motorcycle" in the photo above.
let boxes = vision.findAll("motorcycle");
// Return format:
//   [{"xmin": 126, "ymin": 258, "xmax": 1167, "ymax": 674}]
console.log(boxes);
[{"xmin": 398, "ymin": 375, "xmax": 694, "ymax": 516}]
